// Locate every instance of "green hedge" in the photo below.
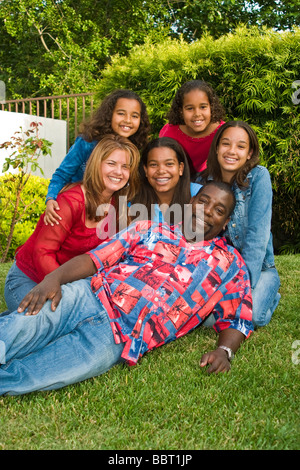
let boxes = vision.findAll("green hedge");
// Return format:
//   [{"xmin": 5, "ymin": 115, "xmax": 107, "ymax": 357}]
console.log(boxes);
[
  {"xmin": 0, "ymin": 174, "xmax": 49, "ymax": 260},
  {"xmin": 96, "ymin": 26, "xmax": 300, "ymax": 253}
]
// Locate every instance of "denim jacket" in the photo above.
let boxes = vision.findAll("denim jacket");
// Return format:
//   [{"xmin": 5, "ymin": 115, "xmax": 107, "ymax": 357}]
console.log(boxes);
[
  {"xmin": 46, "ymin": 136, "xmax": 98, "ymax": 201},
  {"xmin": 196, "ymin": 166, "xmax": 276, "ymax": 289}
]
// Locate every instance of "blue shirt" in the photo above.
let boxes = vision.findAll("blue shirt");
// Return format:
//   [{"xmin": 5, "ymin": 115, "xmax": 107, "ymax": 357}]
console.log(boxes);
[
  {"xmin": 131, "ymin": 182, "xmax": 202, "ymax": 224},
  {"xmin": 46, "ymin": 136, "xmax": 98, "ymax": 201}
]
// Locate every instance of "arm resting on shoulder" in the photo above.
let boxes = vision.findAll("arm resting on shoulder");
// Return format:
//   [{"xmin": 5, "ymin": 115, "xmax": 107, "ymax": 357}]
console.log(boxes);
[
  {"xmin": 46, "ymin": 137, "xmax": 92, "ymax": 201},
  {"xmin": 18, "ymin": 254, "xmax": 97, "ymax": 316}
]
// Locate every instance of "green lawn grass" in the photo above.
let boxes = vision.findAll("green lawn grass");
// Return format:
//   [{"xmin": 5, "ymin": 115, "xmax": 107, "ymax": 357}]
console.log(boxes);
[{"xmin": 0, "ymin": 255, "xmax": 299, "ymax": 450}]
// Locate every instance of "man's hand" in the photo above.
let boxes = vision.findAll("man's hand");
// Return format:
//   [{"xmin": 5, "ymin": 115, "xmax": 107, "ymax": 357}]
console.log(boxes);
[
  {"xmin": 200, "ymin": 328, "xmax": 246, "ymax": 374},
  {"xmin": 17, "ymin": 276, "xmax": 62, "ymax": 316},
  {"xmin": 200, "ymin": 348, "xmax": 231, "ymax": 374},
  {"xmin": 17, "ymin": 254, "xmax": 97, "ymax": 316}
]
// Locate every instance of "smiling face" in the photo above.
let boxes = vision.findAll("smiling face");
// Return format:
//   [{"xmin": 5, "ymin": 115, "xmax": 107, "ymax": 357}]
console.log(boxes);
[
  {"xmin": 144, "ymin": 146, "xmax": 184, "ymax": 203},
  {"xmin": 217, "ymin": 126, "xmax": 252, "ymax": 182},
  {"xmin": 190, "ymin": 184, "xmax": 233, "ymax": 241},
  {"xmin": 180, "ymin": 89, "xmax": 213, "ymax": 138},
  {"xmin": 100, "ymin": 149, "xmax": 131, "ymax": 199},
  {"xmin": 111, "ymin": 98, "xmax": 141, "ymax": 138}
]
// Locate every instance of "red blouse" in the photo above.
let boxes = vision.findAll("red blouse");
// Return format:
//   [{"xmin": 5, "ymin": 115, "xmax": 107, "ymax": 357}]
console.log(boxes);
[
  {"xmin": 159, "ymin": 122, "xmax": 225, "ymax": 175},
  {"xmin": 16, "ymin": 184, "xmax": 110, "ymax": 283}
]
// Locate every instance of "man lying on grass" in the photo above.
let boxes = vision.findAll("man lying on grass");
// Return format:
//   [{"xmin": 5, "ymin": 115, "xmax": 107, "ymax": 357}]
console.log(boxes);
[{"xmin": 0, "ymin": 182, "xmax": 253, "ymax": 396}]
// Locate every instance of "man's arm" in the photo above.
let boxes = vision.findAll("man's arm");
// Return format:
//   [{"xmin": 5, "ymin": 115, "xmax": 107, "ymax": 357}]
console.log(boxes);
[
  {"xmin": 18, "ymin": 254, "xmax": 97, "ymax": 316},
  {"xmin": 200, "ymin": 329, "xmax": 245, "ymax": 373},
  {"xmin": 199, "ymin": 245, "xmax": 253, "ymax": 373}
]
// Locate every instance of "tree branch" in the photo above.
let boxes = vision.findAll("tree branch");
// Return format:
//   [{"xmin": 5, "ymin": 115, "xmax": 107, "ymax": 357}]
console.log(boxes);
[{"xmin": 24, "ymin": 7, "xmax": 71, "ymax": 58}]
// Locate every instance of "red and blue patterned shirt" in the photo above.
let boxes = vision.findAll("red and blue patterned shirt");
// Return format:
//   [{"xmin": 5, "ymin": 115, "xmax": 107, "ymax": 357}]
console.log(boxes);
[{"xmin": 88, "ymin": 220, "xmax": 253, "ymax": 365}]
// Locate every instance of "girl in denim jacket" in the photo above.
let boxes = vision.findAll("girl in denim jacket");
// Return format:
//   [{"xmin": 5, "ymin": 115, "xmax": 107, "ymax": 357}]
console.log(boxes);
[
  {"xmin": 45, "ymin": 89, "xmax": 150, "ymax": 226},
  {"xmin": 196, "ymin": 120, "xmax": 280, "ymax": 327}
]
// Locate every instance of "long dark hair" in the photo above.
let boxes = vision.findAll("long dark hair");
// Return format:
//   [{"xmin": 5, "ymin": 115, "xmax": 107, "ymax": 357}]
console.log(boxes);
[
  {"xmin": 79, "ymin": 89, "xmax": 151, "ymax": 151},
  {"xmin": 167, "ymin": 80, "xmax": 225, "ymax": 125},
  {"xmin": 131, "ymin": 137, "xmax": 191, "ymax": 223},
  {"xmin": 200, "ymin": 120, "xmax": 260, "ymax": 188}
]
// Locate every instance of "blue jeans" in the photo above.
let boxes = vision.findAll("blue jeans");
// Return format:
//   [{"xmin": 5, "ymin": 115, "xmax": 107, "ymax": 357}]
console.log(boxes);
[
  {"xmin": 4, "ymin": 261, "xmax": 37, "ymax": 313},
  {"xmin": 202, "ymin": 267, "xmax": 280, "ymax": 329},
  {"xmin": 251, "ymin": 267, "xmax": 281, "ymax": 328},
  {"xmin": 0, "ymin": 278, "xmax": 124, "ymax": 396}
]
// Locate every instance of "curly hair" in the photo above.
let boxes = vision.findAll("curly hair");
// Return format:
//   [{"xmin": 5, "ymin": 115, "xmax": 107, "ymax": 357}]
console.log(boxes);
[
  {"xmin": 167, "ymin": 80, "xmax": 225, "ymax": 125},
  {"xmin": 79, "ymin": 89, "xmax": 151, "ymax": 151},
  {"xmin": 200, "ymin": 121, "xmax": 260, "ymax": 189}
]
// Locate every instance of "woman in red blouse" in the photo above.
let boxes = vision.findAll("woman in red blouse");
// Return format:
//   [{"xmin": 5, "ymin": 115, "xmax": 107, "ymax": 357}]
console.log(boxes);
[{"xmin": 4, "ymin": 134, "xmax": 140, "ymax": 313}]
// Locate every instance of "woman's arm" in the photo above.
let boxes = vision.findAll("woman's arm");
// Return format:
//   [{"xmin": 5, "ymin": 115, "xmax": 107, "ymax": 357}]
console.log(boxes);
[
  {"xmin": 45, "ymin": 137, "xmax": 96, "ymax": 203},
  {"xmin": 18, "ymin": 220, "xmax": 145, "ymax": 315},
  {"xmin": 240, "ymin": 167, "xmax": 273, "ymax": 288},
  {"xmin": 31, "ymin": 190, "xmax": 83, "ymax": 280}
]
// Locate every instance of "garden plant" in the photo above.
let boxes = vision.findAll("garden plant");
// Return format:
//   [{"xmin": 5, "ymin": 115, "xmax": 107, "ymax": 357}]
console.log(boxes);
[{"xmin": 0, "ymin": 122, "xmax": 52, "ymax": 262}]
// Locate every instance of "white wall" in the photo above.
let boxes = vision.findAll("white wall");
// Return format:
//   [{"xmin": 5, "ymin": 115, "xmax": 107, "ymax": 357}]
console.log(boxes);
[{"xmin": 0, "ymin": 111, "xmax": 67, "ymax": 179}]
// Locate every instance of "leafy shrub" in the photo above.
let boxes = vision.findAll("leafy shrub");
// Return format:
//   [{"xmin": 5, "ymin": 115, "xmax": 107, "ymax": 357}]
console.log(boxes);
[
  {"xmin": 0, "ymin": 174, "xmax": 49, "ymax": 260},
  {"xmin": 96, "ymin": 26, "xmax": 300, "ymax": 252},
  {"xmin": 0, "ymin": 121, "xmax": 52, "ymax": 262}
]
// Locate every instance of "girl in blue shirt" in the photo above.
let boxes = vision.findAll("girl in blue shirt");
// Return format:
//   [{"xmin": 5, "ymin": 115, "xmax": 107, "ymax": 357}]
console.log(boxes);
[
  {"xmin": 45, "ymin": 89, "xmax": 150, "ymax": 225},
  {"xmin": 196, "ymin": 120, "xmax": 280, "ymax": 327}
]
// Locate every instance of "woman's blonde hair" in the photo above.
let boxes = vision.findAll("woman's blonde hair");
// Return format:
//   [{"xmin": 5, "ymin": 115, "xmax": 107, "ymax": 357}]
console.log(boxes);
[{"xmin": 83, "ymin": 134, "xmax": 140, "ymax": 221}]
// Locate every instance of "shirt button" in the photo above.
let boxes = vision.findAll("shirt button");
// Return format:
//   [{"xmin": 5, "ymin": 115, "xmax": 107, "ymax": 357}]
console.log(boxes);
[
  {"xmin": 154, "ymin": 297, "xmax": 158, "ymax": 302},
  {"xmin": 232, "ymin": 223, "xmax": 236, "ymax": 227}
]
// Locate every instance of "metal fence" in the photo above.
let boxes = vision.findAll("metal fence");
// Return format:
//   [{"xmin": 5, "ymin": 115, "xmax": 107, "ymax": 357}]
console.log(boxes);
[{"xmin": 1, "ymin": 93, "xmax": 96, "ymax": 149}]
